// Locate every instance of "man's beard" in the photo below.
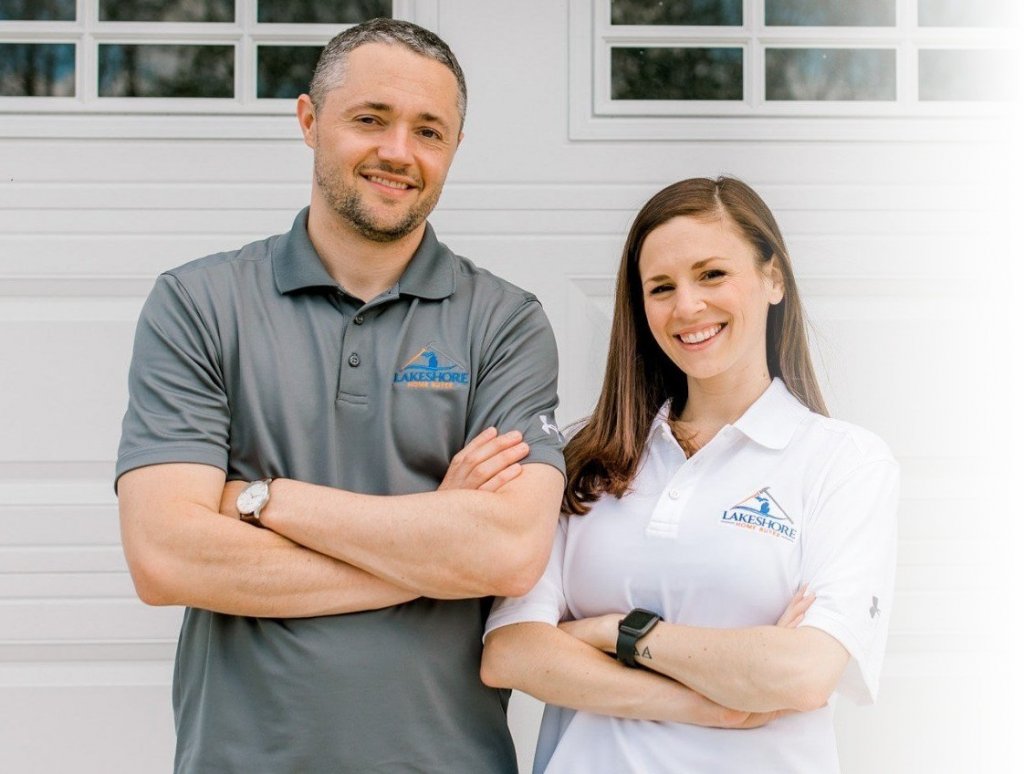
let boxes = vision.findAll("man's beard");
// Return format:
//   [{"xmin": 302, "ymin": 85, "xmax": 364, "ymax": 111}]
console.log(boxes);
[{"xmin": 314, "ymin": 154, "xmax": 439, "ymax": 243}]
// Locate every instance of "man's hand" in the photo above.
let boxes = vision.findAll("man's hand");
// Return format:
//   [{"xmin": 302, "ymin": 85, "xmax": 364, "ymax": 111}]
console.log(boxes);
[
  {"xmin": 220, "ymin": 427, "xmax": 530, "ymax": 520},
  {"xmin": 438, "ymin": 427, "xmax": 530, "ymax": 492}
]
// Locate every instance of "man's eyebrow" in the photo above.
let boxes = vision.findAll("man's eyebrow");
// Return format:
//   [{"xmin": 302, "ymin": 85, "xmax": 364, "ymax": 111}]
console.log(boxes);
[{"xmin": 348, "ymin": 101, "xmax": 452, "ymax": 131}]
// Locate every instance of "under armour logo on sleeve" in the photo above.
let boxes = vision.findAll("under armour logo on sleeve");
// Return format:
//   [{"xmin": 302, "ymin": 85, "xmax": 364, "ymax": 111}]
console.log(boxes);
[
  {"xmin": 869, "ymin": 596, "xmax": 880, "ymax": 618},
  {"xmin": 540, "ymin": 414, "xmax": 564, "ymax": 442}
]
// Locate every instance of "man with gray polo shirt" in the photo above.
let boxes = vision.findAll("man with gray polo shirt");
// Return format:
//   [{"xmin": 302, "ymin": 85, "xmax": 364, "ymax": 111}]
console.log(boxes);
[{"xmin": 116, "ymin": 19, "xmax": 564, "ymax": 773}]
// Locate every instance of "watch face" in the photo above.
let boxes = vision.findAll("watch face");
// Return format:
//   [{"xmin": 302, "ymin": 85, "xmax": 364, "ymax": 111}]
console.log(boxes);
[
  {"xmin": 620, "ymin": 609, "xmax": 659, "ymax": 633},
  {"xmin": 236, "ymin": 480, "xmax": 269, "ymax": 514}
]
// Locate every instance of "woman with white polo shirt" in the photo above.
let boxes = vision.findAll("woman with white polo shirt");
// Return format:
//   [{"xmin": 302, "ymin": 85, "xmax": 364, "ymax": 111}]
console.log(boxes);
[{"xmin": 481, "ymin": 177, "xmax": 898, "ymax": 773}]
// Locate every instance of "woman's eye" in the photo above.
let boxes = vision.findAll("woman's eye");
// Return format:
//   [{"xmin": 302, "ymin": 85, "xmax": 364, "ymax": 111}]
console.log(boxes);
[
  {"xmin": 702, "ymin": 270, "xmax": 725, "ymax": 281},
  {"xmin": 649, "ymin": 284, "xmax": 671, "ymax": 295}
]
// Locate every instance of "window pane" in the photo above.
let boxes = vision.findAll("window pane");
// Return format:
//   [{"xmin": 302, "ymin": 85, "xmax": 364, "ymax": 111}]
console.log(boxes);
[
  {"xmin": 0, "ymin": 43, "xmax": 74, "ymax": 95},
  {"xmin": 99, "ymin": 0, "xmax": 234, "ymax": 23},
  {"xmin": 766, "ymin": 48, "xmax": 895, "ymax": 100},
  {"xmin": 612, "ymin": 47, "xmax": 743, "ymax": 100},
  {"xmin": 919, "ymin": 49, "xmax": 1015, "ymax": 100},
  {"xmin": 611, "ymin": 0, "xmax": 741, "ymax": 26},
  {"xmin": 0, "ymin": 0, "xmax": 75, "ymax": 20},
  {"xmin": 258, "ymin": 45, "xmax": 321, "ymax": 99},
  {"xmin": 766, "ymin": 0, "xmax": 894, "ymax": 26},
  {"xmin": 257, "ymin": 0, "xmax": 391, "ymax": 24},
  {"xmin": 918, "ymin": 0, "xmax": 1017, "ymax": 28},
  {"xmin": 98, "ymin": 45, "xmax": 233, "ymax": 97}
]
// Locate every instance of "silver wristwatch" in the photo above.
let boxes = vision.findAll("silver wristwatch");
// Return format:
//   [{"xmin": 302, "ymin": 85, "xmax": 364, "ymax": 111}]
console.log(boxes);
[{"xmin": 236, "ymin": 478, "xmax": 272, "ymax": 527}]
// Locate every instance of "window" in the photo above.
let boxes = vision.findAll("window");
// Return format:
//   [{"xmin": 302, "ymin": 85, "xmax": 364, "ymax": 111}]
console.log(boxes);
[
  {"xmin": 0, "ymin": 0, "xmax": 432, "ymax": 111},
  {"xmin": 572, "ymin": 0, "xmax": 1017, "ymax": 140}
]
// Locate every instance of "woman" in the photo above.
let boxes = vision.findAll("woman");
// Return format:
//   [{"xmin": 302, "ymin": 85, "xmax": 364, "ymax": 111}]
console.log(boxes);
[{"xmin": 481, "ymin": 177, "xmax": 899, "ymax": 773}]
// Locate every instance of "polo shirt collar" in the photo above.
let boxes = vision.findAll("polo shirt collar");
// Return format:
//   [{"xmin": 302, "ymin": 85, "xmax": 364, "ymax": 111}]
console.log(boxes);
[
  {"xmin": 652, "ymin": 378, "xmax": 809, "ymax": 451},
  {"xmin": 732, "ymin": 378, "xmax": 810, "ymax": 449},
  {"xmin": 272, "ymin": 208, "xmax": 455, "ymax": 299}
]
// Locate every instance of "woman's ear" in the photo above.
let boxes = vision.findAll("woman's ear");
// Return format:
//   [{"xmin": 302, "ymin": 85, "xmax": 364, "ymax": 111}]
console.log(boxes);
[{"xmin": 766, "ymin": 257, "xmax": 785, "ymax": 305}]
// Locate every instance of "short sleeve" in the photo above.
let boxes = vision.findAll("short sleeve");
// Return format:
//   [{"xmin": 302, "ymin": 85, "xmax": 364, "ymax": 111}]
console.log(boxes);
[
  {"xmin": 799, "ymin": 456, "xmax": 900, "ymax": 704},
  {"xmin": 484, "ymin": 516, "xmax": 570, "ymax": 639},
  {"xmin": 468, "ymin": 298, "xmax": 565, "ymax": 477},
  {"xmin": 115, "ymin": 273, "xmax": 230, "ymax": 488}
]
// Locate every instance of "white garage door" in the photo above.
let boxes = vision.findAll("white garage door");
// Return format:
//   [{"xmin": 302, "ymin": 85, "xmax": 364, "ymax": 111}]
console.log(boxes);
[{"xmin": 1, "ymin": 2, "xmax": 1019, "ymax": 772}]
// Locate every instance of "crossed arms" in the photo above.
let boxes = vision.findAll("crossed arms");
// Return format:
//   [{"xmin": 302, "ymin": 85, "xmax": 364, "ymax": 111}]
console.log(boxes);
[{"xmin": 118, "ymin": 428, "xmax": 564, "ymax": 618}]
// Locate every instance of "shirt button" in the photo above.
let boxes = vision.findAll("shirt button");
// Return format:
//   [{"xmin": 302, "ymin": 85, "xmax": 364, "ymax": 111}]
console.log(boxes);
[
  {"xmin": 348, "ymin": 353, "xmax": 361, "ymax": 367},
  {"xmin": 668, "ymin": 489, "xmax": 680, "ymax": 500},
  {"xmin": 353, "ymin": 315, "xmax": 365, "ymax": 325}
]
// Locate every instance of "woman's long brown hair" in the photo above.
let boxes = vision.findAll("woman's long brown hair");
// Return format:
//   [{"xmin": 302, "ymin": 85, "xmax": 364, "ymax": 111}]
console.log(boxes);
[{"xmin": 563, "ymin": 177, "xmax": 827, "ymax": 515}]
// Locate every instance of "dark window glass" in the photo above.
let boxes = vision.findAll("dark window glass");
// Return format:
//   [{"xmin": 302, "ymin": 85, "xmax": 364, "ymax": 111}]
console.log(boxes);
[
  {"xmin": 766, "ymin": 0, "xmax": 894, "ymax": 26},
  {"xmin": 98, "ymin": 44, "xmax": 233, "ymax": 97},
  {"xmin": 0, "ymin": 42, "xmax": 74, "ymax": 95},
  {"xmin": 611, "ymin": 0, "xmax": 741, "ymax": 26},
  {"xmin": 766, "ymin": 48, "xmax": 895, "ymax": 100},
  {"xmin": 0, "ymin": 0, "xmax": 75, "ymax": 20},
  {"xmin": 919, "ymin": 49, "xmax": 1015, "ymax": 100},
  {"xmin": 257, "ymin": 0, "xmax": 391, "ymax": 24},
  {"xmin": 257, "ymin": 45, "xmax": 321, "ymax": 98},
  {"xmin": 99, "ymin": 0, "xmax": 234, "ymax": 22},
  {"xmin": 612, "ymin": 47, "xmax": 743, "ymax": 100},
  {"xmin": 918, "ymin": 0, "xmax": 1017, "ymax": 28}
]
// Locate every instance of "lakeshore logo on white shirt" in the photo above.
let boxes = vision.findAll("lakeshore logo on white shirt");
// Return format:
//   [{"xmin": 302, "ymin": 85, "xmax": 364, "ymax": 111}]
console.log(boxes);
[{"xmin": 720, "ymin": 487, "xmax": 799, "ymax": 542}]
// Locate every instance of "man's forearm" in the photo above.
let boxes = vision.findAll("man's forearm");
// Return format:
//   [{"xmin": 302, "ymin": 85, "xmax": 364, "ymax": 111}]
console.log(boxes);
[
  {"xmin": 120, "ymin": 465, "xmax": 418, "ymax": 618},
  {"xmin": 258, "ymin": 465, "xmax": 563, "ymax": 599}
]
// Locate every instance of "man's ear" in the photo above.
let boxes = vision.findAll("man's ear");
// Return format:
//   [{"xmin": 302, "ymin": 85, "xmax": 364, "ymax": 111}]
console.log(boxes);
[{"xmin": 296, "ymin": 94, "xmax": 316, "ymax": 149}]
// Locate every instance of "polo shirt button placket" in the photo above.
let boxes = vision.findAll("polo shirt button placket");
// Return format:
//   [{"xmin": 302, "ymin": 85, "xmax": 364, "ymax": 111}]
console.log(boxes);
[
  {"xmin": 353, "ymin": 314, "xmax": 365, "ymax": 325},
  {"xmin": 348, "ymin": 353, "xmax": 361, "ymax": 367}
]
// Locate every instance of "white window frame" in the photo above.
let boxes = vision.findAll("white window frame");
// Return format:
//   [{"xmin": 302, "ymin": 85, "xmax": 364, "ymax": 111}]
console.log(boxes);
[
  {"xmin": 0, "ymin": 0, "xmax": 440, "ymax": 138},
  {"xmin": 570, "ymin": 0, "xmax": 1015, "ymax": 142}
]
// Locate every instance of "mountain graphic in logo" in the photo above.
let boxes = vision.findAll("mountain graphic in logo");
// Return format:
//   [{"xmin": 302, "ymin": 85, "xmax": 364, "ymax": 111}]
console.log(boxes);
[
  {"xmin": 393, "ymin": 345, "xmax": 470, "ymax": 390},
  {"xmin": 730, "ymin": 487, "xmax": 793, "ymax": 523}
]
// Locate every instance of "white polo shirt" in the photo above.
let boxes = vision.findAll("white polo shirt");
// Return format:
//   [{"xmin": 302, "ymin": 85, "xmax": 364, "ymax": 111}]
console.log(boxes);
[{"xmin": 485, "ymin": 379, "xmax": 899, "ymax": 774}]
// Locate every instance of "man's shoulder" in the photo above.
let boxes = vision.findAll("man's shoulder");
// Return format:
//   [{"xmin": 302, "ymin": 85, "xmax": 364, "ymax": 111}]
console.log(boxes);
[
  {"xmin": 448, "ymin": 250, "xmax": 538, "ymax": 307},
  {"xmin": 163, "ymin": 232, "xmax": 278, "ymax": 287}
]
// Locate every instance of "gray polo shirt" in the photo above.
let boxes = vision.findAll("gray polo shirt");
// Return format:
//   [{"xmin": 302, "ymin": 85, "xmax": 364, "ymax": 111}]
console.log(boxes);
[{"xmin": 117, "ymin": 208, "xmax": 564, "ymax": 773}]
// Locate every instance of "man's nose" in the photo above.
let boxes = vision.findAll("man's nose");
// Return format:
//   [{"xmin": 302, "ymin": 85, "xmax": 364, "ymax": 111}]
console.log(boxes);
[{"xmin": 377, "ymin": 125, "xmax": 414, "ymax": 166}]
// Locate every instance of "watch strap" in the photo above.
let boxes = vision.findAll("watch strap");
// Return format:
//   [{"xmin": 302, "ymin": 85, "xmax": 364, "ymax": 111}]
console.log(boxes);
[{"xmin": 616, "ymin": 608, "xmax": 661, "ymax": 668}]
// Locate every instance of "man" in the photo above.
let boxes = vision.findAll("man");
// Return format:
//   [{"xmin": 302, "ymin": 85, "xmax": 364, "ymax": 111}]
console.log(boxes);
[{"xmin": 116, "ymin": 18, "xmax": 564, "ymax": 773}]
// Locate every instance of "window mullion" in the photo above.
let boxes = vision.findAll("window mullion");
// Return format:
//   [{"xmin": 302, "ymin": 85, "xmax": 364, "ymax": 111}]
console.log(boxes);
[
  {"xmin": 238, "ymin": 0, "xmax": 252, "ymax": 106},
  {"xmin": 746, "ymin": 0, "xmax": 760, "ymax": 109},
  {"xmin": 81, "ymin": 0, "xmax": 96, "ymax": 103}
]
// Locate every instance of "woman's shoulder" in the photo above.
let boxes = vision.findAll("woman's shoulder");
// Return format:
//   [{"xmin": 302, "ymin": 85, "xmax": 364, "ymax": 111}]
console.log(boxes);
[{"xmin": 797, "ymin": 410, "xmax": 898, "ymax": 475}]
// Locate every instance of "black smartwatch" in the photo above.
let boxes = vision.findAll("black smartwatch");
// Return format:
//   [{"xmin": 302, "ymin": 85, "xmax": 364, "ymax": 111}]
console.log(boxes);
[{"xmin": 616, "ymin": 608, "xmax": 661, "ymax": 668}]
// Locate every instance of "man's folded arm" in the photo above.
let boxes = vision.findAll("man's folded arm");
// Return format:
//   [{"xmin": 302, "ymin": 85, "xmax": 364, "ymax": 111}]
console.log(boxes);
[
  {"xmin": 118, "ymin": 462, "xmax": 418, "ymax": 617},
  {"xmin": 256, "ymin": 461, "xmax": 565, "ymax": 600}
]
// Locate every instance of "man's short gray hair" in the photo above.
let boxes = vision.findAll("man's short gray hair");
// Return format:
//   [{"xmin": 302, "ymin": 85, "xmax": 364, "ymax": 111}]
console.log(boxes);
[{"xmin": 308, "ymin": 18, "xmax": 467, "ymax": 126}]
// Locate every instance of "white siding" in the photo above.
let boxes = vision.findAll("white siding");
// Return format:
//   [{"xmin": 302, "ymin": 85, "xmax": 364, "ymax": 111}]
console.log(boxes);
[{"xmin": 1, "ymin": 2, "xmax": 1019, "ymax": 772}]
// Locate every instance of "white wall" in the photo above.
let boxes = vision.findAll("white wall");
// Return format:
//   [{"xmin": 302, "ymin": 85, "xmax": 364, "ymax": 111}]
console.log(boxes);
[{"xmin": 1, "ymin": 2, "xmax": 1020, "ymax": 772}]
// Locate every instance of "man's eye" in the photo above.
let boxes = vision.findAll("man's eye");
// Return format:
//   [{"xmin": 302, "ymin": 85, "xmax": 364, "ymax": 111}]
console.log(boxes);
[
  {"xmin": 419, "ymin": 128, "xmax": 441, "ymax": 140},
  {"xmin": 356, "ymin": 116, "xmax": 379, "ymax": 125}
]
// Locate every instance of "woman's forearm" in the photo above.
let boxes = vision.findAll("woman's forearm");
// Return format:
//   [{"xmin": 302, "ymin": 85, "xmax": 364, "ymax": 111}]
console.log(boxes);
[
  {"xmin": 564, "ymin": 614, "xmax": 849, "ymax": 713},
  {"xmin": 481, "ymin": 621, "xmax": 772, "ymax": 728}
]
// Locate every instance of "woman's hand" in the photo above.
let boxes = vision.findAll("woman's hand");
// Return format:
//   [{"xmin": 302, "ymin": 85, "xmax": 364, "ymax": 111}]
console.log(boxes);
[
  {"xmin": 438, "ymin": 427, "xmax": 530, "ymax": 492},
  {"xmin": 776, "ymin": 585, "xmax": 815, "ymax": 628},
  {"xmin": 558, "ymin": 613, "xmax": 620, "ymax": 654}
]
